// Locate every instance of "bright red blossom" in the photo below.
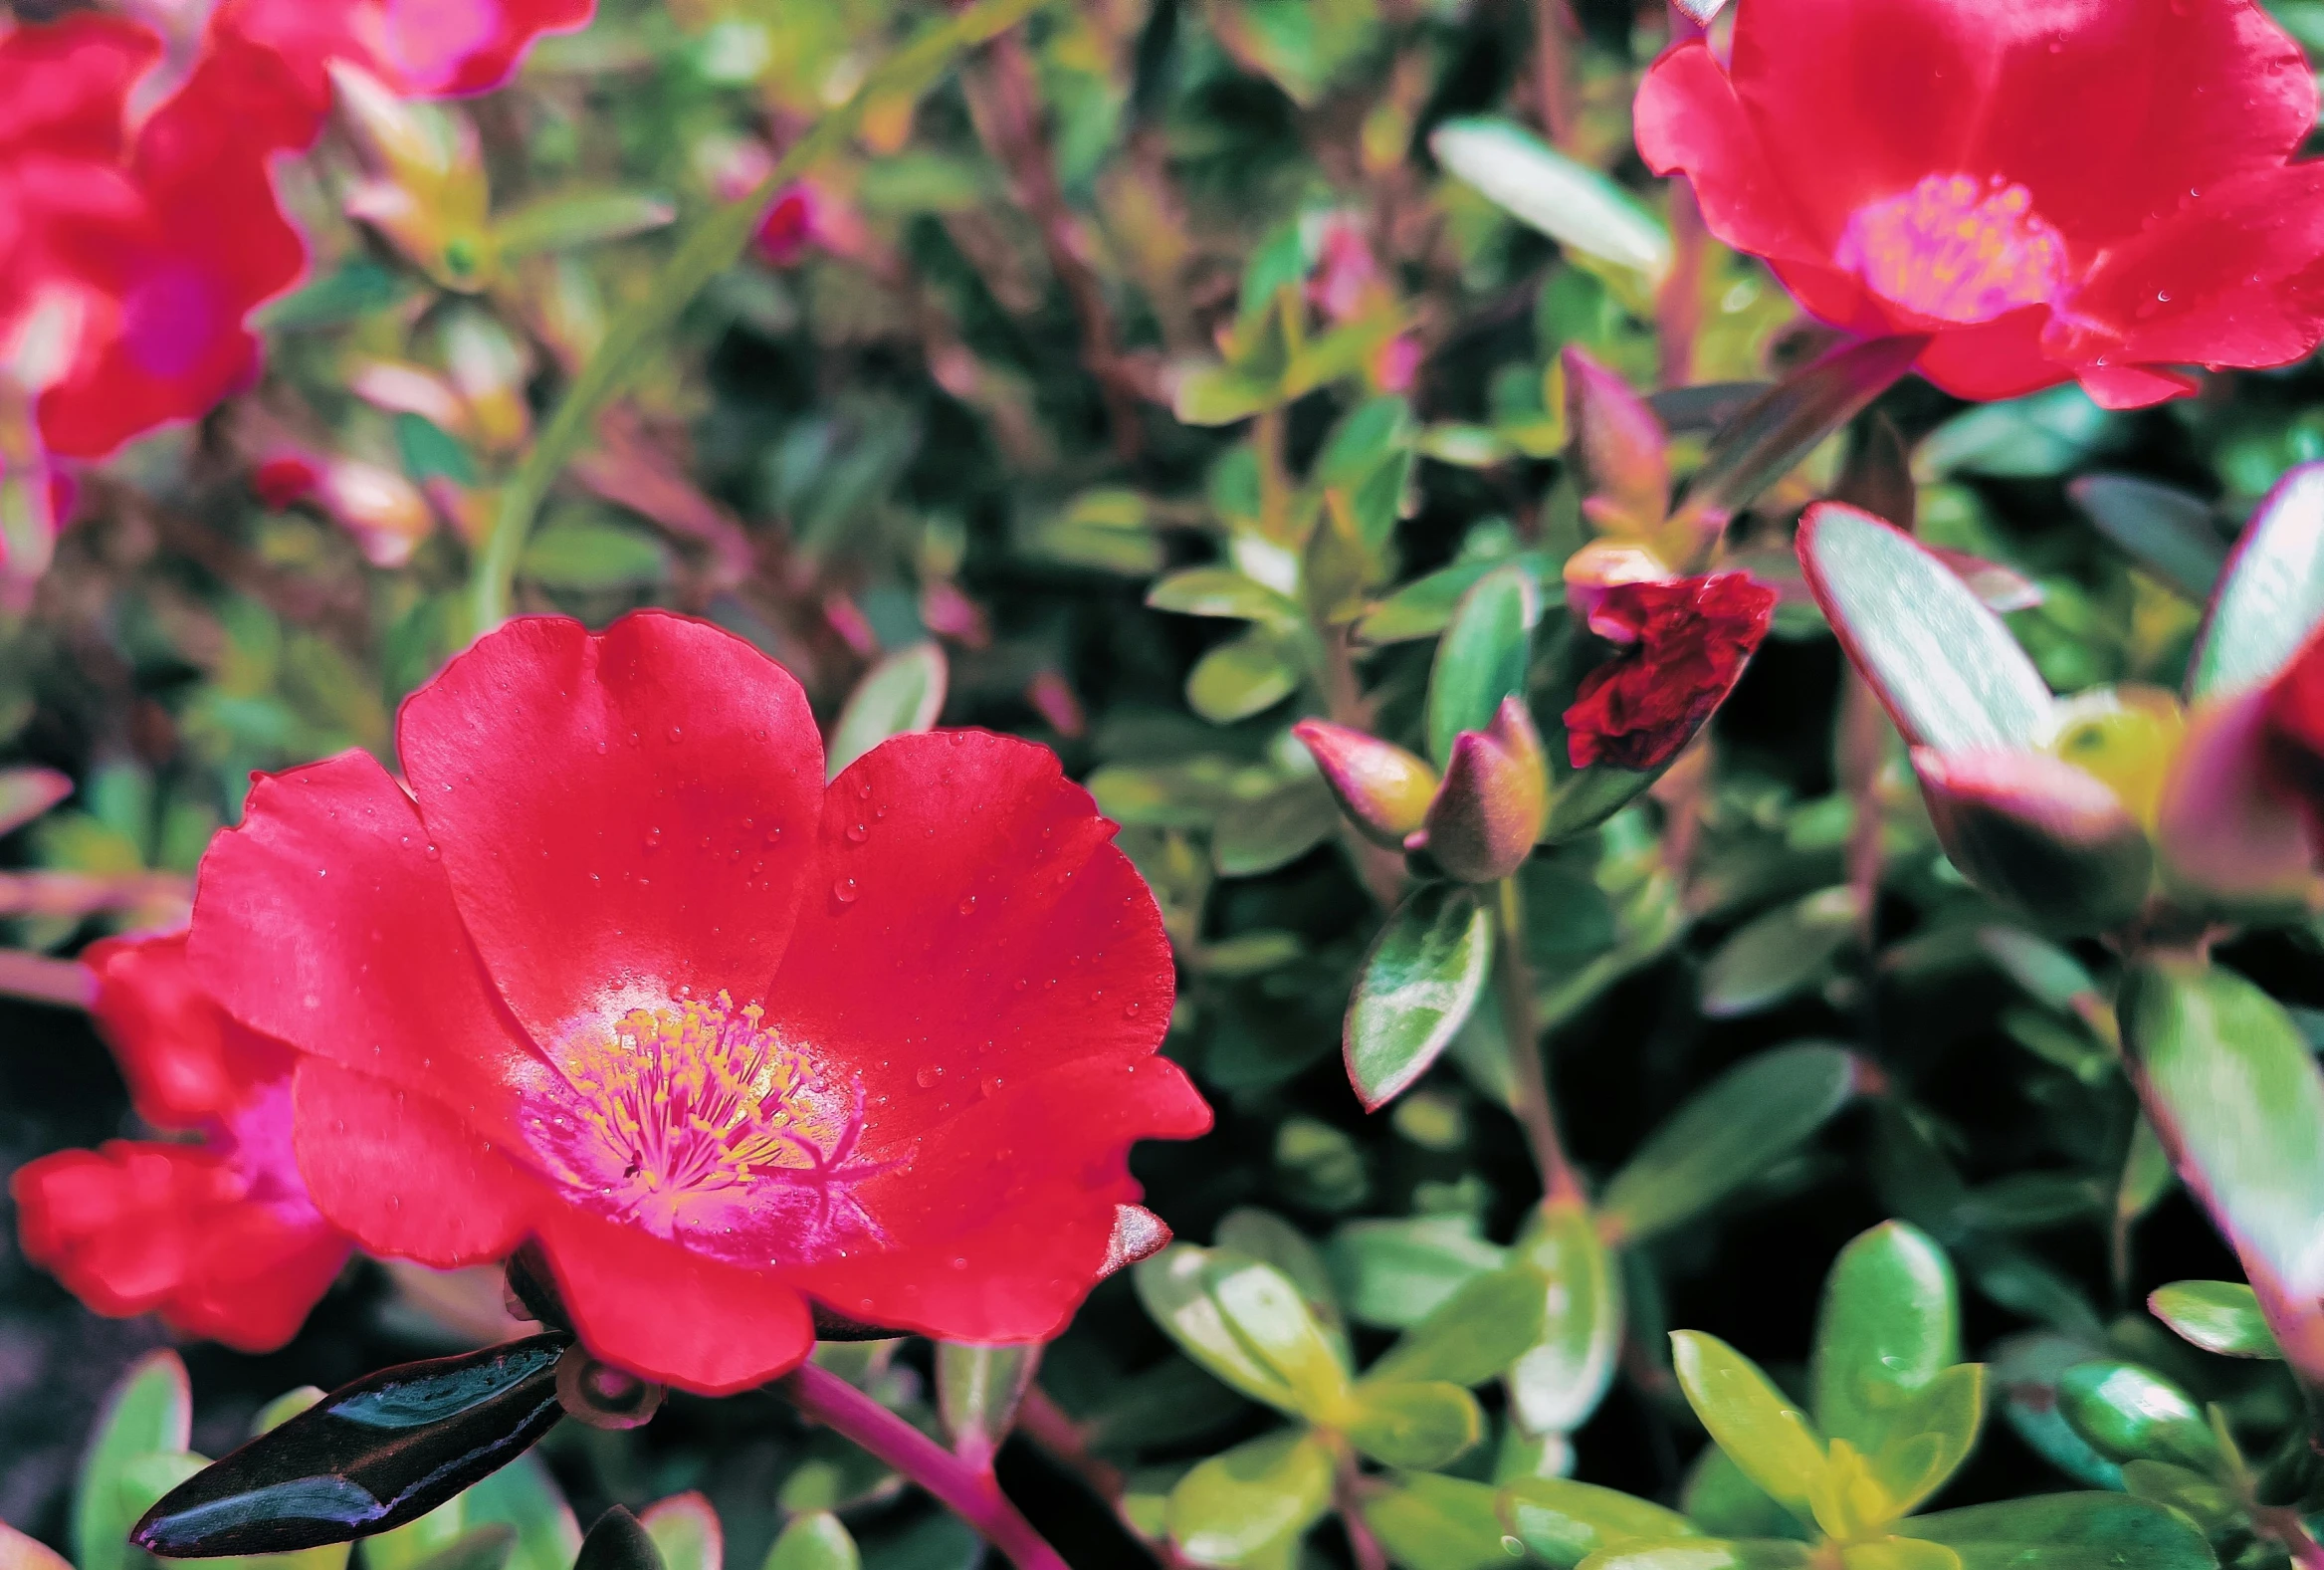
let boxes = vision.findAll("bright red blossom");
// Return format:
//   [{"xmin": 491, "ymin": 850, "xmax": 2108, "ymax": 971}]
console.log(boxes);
[
  {"xmin": 189, "ymin": 611, "xmax": 1210, "ymax": 1396},
  {"xmin": 1564, "ymin": 573, "xmax": 1777, "ymax": 771},
  {"xmin": 1635, "ymin": 0, "xmax": 2324, "ymax": 408},
  {"xmin": 0, "ymin": 16, "xmax": 306, "ymax": 459},
  {"xmin": 10, "ymin": 933, "xmax": 349, "ymax": 1352}
]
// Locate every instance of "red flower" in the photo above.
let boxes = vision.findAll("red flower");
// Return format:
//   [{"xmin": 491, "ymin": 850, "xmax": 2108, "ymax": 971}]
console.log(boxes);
[
  {"xmin": 205, "ymin": 0, "xmax": 594, "ymax": 134},
  {"xmin": 1564, "ymin": 573, "xmax": 1776, "ymax": 771},
  {"xmin": 2262, "ymin": 625, "xmax": 2324, "ymax": 847},
  {"xmin": 0, "ymin": 16, "xmax": 307, "ymax": 459},
  {"xmin": 188, "ymin": 611, "xmax": 1210, "ymax": 1395},
  {"xmin": 9, "ymin": 933, "xmax": 349, "ymax": 1352},
  {"xmin": 253, "ymin": 453, "xmax": 322, "ymax": 510},
  {"xmin": 1634, "ymin": 0, "xmax": 2324, "ymax": 408}
]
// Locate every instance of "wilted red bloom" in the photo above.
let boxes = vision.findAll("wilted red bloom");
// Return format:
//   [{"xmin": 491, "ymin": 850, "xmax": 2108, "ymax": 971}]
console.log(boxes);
[
  {"xmin": 252, "ymin": 453, "xmax": 322, "ymax": 510},
  {"xmin": 0, "ymin": 15, "xmax": 306, "ymax": 459},
  {"xmin": 1635, "ymin": 0, "xmax": 2324, "ymax": 408},
  {"xmin": 1565, "ymin": 573, "xmax": 1777, "ymax": 770},
  {"xmin": 189, "ymin": 611, "xmax": 1209, "ymax": 1395},
  {"xmin": 9, "ymin": 933, "xmax": 349, "ymax": 1352}
]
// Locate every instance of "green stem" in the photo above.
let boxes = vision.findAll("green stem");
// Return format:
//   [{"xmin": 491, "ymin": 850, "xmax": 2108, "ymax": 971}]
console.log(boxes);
[
  {"xmin": 468, "ymin": 0, "xmax": 1045, "ymax": 633},
  {"xmin": 1496, "ymin": 874, "xmax": 1584, "ymax": 1205}
]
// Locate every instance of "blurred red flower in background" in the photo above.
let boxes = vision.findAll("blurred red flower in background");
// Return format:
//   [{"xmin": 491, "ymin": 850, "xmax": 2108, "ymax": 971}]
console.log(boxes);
[
  {"xmin": 9, "ymin": 933, "xmax": 349, "ymax": 1352},
  {"xmin": 1635, "ymin": 0, "xmax": 2324, "ymax": 408},
  {"xmin": 1565, "ymin": 573, "xmax": 1777, "ymax": 770},
  {"xmin": 0, "ymin": 16, "xmax": 303, "ymax": 459},
  {"xmin": 189, "ymin": 611, "xmax": 1210, "ymax": 1395}
]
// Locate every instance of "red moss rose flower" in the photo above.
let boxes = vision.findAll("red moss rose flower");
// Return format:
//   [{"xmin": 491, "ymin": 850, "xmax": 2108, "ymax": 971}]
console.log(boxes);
[
  {"xmin": 1635, "ymin": 0, "xmax": 2324, "ymax": 408},
  {"xmin": 1565, "ymin": 573, "xmax": 1777, "ymax": 771},
  {"xmin": 188, "ymin": 611, "xmax": 1211, "ymax": 1395},
  {"xmin": 10, "ymin": 933, "xmax": 349, "ymax": 1352},
  {"xmin": 0, "ymin": 15, "xmax": 306, "ymax": 458}
]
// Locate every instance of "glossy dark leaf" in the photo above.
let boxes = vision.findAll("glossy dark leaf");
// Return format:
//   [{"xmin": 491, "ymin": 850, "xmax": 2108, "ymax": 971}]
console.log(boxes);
[
  {"xmin": 573, "ymin": 1510, "xmax": 663, "ymax": 1570},
  {"xmin": 2148, "ymin": 1279, "xmax": 2280, "ymax": 1359},
  {"xmin": 133, "ymin": 1334, "xmax": 571, "ymax": 1556},
  {"xmin": 1343, "ymin": 883, "xmax": 1493, "ymax": 1110}
]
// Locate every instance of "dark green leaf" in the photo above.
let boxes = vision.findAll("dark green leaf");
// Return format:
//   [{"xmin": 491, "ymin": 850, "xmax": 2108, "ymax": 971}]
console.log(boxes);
[
  {"xmin": 1365, "ymin": 1265, "xmax": 1547, "ymax": 1387},
  {"xmin": 1894, "ymin": 1493, "xmax": 2215, "ymax": 1570},
  {"xmin": 1326, "ymin": 1215, "xmax": 1507, "ymax": 1329},
  {"xmin": 1425, "ymin": 564, "xmax": 1541, "ymax": 766},
  {"xmin": 1187, "ymin": 632, "xmax": 1300, "ymax": 724},
  {"xmin": 1358, "ymin": 1474, "xmax": 1515, "ymax": 1570},
  {"xmin": 1213, "ymin": 777, "xmax": 1338, "ymax": 879},
  {"xmin": 1913, "ymin": 387, "xmax": 2115, "ymax": 482},
  {"xmin": 2067, "ymin": 476, "xmax": 2223, "ymax": 601},
  {"xmin": 520, "ymin": 516, "xmax": 669, "ymax": 591},
  {"xmin": 1147, "ymin": 568, "xmax": 1305, "ymax": 631},
  {"xmin": 1700, "ymin": 888, "xmax": 1860, "ymax": 1017},
  {"xmin": 2054, "ymin": 1362, "xmax": 2219, "ymax": 1472},
  {"xmin": 493, "ymin": 191, "xmax": 675, "ymax": 259},
  {"xmin": 1344, "ymin": 884, "xmax": 1494, "ymax": 1110},
  {"xmin": 132, "ymin": 1334, "xmax": 571, "ymax": 1555},
  {"xmin": 1600, "ymin": 1044, "xmax": 1862, "ymax": 1244}
]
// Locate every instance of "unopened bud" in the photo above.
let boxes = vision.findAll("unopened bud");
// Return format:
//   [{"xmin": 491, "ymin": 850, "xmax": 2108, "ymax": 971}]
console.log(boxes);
[
  {"xmin": 1416, "ymin": 698, "xmax": 1551, "ymax": 883},
  {"xmin": 1563, "ymin": 346, "xmax": 1669, "ymax": 536},
  {"xmin": 1293, "ymin": 719, "xmax": 1438, "ymax": 848},
  {"xmin": 1915, "ymin": 747, "xmax": 2153, "ymax": 932}
]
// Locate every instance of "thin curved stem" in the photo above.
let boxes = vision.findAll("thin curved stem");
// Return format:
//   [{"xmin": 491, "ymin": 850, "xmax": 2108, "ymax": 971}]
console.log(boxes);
[
  {"xmin": 1495, "ymin": 874, "xmax": 1584, "ymax": 1206},
  {"xmin": 468, "ymin": 0, "xmax": 1044, "ymax": 633},
  {"xmin": 778, "ymin": 1363, "xmax": 1070, "ymax": 1570}
]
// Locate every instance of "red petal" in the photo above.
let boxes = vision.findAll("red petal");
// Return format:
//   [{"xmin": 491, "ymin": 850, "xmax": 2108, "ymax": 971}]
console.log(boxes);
[
  {"xmin": 293, "ymin": 1059, "xmax": 543, "ymax": 1267},
  {"xmin": 1634, "ymin": 42, "xmax": 1825, "ymax": 269},
  {"xmin": 397, "ymin": 612, "xmax": 824, "ymax": 1042},
  {"xmin": 764, "ymin": 730, "xmax": 1177, "ymax": 1142},
  {"xmin": 10, "ymin": 1141, "xmax": 344, "ymax": 1353},
  {"xmin": 1911, "ymin": 309, "xmax": 2071, "ymax": 403},
  {"xmin": 190, "ymin": 749, "xmax": 551, "ymax": 1148},
  {"xmin": 86, "ymin": 931, "xmax": 291, "ymax": 1129},
  {"xmin": 532, "ymin": 1207, "xmax": 815, "ymax": 1395},
  {"xmin": 214, "ymin": 0, "xmax": 595, "ymax": 105},
  {"xmin": 796, "ymin": 1053, "xmax": 1210, "ymax": 1343},
  {"xmin": 0, "ymin": 16, "xmax": 157, "ymax": 160}
]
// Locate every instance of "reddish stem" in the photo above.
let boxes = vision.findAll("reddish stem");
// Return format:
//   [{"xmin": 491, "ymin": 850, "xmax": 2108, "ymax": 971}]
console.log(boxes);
[
  {"xmin": 779, "ymin": 1363, "xmax": 1070, "ymax": 1570},
  {"xmin": 0, "ymin": 950, "xmax": 97, "ymax": 1009},
  {"xmin": 1654, "ymin": 6, "xmax": 1709, "ymax": 387},
  {"xmin": 1016, "ymin": 1389, "xmax": 1185, "ymax": 1569},
  {"xmin": 1532, "ymin": 0, "xmax": 1580, "ymax": 150}
]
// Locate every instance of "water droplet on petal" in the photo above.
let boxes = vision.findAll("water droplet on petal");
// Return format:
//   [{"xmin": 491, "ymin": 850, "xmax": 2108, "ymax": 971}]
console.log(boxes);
[
  {"xmin": 832, "ymin": 877, "xmax": 859, "ymax": 904},
  {"xmin": 846, "ymin": 822, "xmax": 869, "ymax": 843},
  {"xmin": 958, "ymin": 895, "xmax": 977, "ymax": 915}
]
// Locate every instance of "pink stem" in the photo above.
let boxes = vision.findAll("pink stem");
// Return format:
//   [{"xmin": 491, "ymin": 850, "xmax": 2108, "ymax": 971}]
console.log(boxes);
[
  {"xmin": 779, "ymin": 1362, "xmax": 1071, "ymax": 1570},
  {"xmin": 1654, "ymin": 5, "xmax": 1709, "ymax": 388},
  {"xmin": 0, "ymin": 950, "xmax": 97, "ymax": 1009}
]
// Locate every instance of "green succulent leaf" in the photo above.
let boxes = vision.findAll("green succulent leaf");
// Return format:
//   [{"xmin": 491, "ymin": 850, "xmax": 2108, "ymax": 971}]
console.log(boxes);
[
  {"xmin": 2054, "ymin": 1362, "xmax": 2220, "ymax": 1473},
  {"xmin": 1365, "ymin": 1263, "xmax": 1548, "ymax": 1387},
  {"xmin": 76, "ymin": 1351, "xmax": 191, "ymax": 1570},
  {"xmin": 1359, "ymin": 1473, "xmax": 1519, "ymax": 1570},
  {"xmin": 1344, "ymin": 884, "xmax": 1494, "ymax": 1111},
  {"xmin": 2148, "ymin": 1279, "xmax": 2281, "ymax": 1359},
  {"xmin": 1339, "ymin": 1381, "xmax": 1483, "ymax": 1469},
  {"xmin": 826, "ymin": 642, "xmax": 948, "ymax": 777},
  {"xmin": 1507, "ymin": 1201, "xmax": 1622, "ymax": 1436},
  {"xmin": 760, "ymin": 1513, "xmax": 858, "ymax": 1570},
  {"xmin": 1577, "ymin": 1541, "xmax": 1813, "ymax": 1570},
  {"xmin": 1503, "ymin": 1477, "xmax": 1699, "ymax": 1567},
  {"xmin": 1148, "ymin": 567, "xmax": 1307, "ymax": 631},
  {"xmin": 1668, "ymin": 1332, "xmax": 1826, "ymax": 1523},
  {"xmin": 1164, "ymin": 1429, "xmax": 1334, "ymax": 1568},
  {"xmin": 1425, "ymin": 563, "xmax": 1541, "ymax": 766},
  {"xmin": 1812, "ymin": 1223, "xmax": 1961, "ymax": 1454},
  {"xmin": 1894, "ymin": 1493, "xmax": 2216, "ymax": 1570}
]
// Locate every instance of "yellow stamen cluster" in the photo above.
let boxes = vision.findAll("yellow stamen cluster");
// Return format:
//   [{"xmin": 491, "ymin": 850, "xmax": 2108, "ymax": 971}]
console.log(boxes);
[{"xmin": 1839, "ymin": 173, "xmax": 2066, "ymax": 326}]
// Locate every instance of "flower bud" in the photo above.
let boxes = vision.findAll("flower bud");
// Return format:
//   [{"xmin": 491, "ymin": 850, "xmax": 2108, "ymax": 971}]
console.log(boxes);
[
  {"xmin": 1415, "ymin": 698, "xmax": 1551, "ymax": 883},
  {"xmin": 1563, "ymin": 346, "xmax": 1670, "ymax": 536},
  {"xmin": 1915, "ymin": 747, "xmax": 2153, "ymax": 932},
  {"xmin": 1293, "ymin": 719, "xmax": 1439, "ymax": 848}
]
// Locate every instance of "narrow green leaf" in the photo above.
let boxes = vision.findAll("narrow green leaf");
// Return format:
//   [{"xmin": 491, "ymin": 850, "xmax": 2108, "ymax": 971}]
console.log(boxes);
[
  {"xmin": 1366, "ymin": 1265, "xmax": 1547, "ymax": 1387},
  {"xmin": 1359, "ymin": 1474, "xmax": 1519, "ymax": 1570},
  {"xmin": 1671, "ymin": 337, "xmax": 1925, "ymax": 541},
  {"xmin": 459, "ymin": 1455, "xmax": 581, "ymax": 1570},
  {"xmin": 1326, "ymin": 1214, "xmax": 1508, "ymax": 1329},
  {"xmin": 1164, "ymin": 1430, "xmax": 1334, "ymax": 1568},
  {"xmin": 519, "ymin": 516, "xmax": 668, "ymax": 590},
  {"xmin": 1341, "ymin": 1381, "xmax": 1483, "ymax": 1468},
  {"xmin": 1812, "ymin": 1223, "xmax": 1960, "ymax": 1454},
  {"xmin": 934, "ymin": 1343, "xmax": 1037, "ymax": 1465},
  {"xmin": 1174, "ymin": 365, "xmax": 1279, "ymax": 426},
  {"xmin": 1699, "ymin": 888, "xmax": 1860, "ymax": 1017},
  {"xmin": 1218, "ymin": 1209, "xmax": 1346, "ymax": 1336},
  {"xmin": 1148, "ymin": 568, "xmax": 1306, "ymax": 632},
  {"xmin": 2067, "ymin": 476, "xmax": 2223, "ymax": 602},
  {"xmin": 1429, "ymin": 118, "xmax": 1671, "ymax": 281},
  {"xmin": 1668, "ymin": 1332, "xmax": 1826, "ymax": 1520},
  {"xmin": 827, "ymin": 642, "xmax": 948, "ymax": 778},
  {"xmin": 760, "ymin": 1514, "xmax": 857, "ymax": 1570},
  {"xmin": 1796, "ymin": 503, "xmax": 2055, "ymax": 754},
  {"xmin": 76, "ymin": 1350, "xmax": 191, "ymax": 1570},
  {"xmin": 2191, "ymin": 461, "xmax": 2324, "ymax": 696},
  {"xmin": 1895, "ymin": 1493, "xmax": 2215, "ymax": 1570},
  {"xmin": 493, "ymin": 190, "xmax": 674, "ymax": 259},
  {"xmin": 1424, "ymin": 564, "xmax": 1540, "ymax": 766},
  {"xmin": 638, "ymin": 1494, "xmax": 720, "ymax": 1570},
  {"xmin": 1912, "ymin": 386, "xmax": 2114, "ymax": 482},
  {"xmin": 1507, "ymin": 1201, "xmax": 1621, "ymax": 1436},
  {"xmin": 1187, "ymin": 632, "xmax": 1299, "ymax": 724},
  {"xmin": 1503, "ymin": 1477, "xmax": 1698, "ymax": 1567},
  {"xmin": 1206, "ymin": 1253, "xmax": 1355, "ymax": 1421},
  {"xmin": 2149, "ymin": 1279, "xmax": 2281, "ymax": 1359},
  {"xmin": 1344, "ymin": 884, "xmax": 1494, "ymax": 1111},
  {"xmin": 1600, "ymin": 1044, "xmax": 1861, "ymax": 1245}
]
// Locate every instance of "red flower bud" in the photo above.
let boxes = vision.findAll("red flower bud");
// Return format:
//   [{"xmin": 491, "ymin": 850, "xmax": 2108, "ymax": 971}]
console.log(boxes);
[
  {"xmin": 1292, "ymin": 719, "xmax": 1439, "ymax": 848},
  {"xmin": 1416, "ymin": 698, "xmax": 1551, "ymax": 883},
  {"xmin": 253, "ymin": 455, "xmax": 322, "ymax": 511},
  {"xmin": 1564, "ymin": 573, "xmax": 1776, "ymax": 772},
  {"xmin": 1563, "ymin": 346, "xmax": 1670, "ymax": 534}
]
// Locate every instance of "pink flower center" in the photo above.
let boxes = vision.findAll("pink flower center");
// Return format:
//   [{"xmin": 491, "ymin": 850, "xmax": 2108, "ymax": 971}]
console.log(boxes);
[
  {"xmin": 525, "ymin": 990, "xmax": 890, "ymax": 1264},
  {"xmin": 1835, "ymin": 173, "xmax": 2067, "ymax": 326}
]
